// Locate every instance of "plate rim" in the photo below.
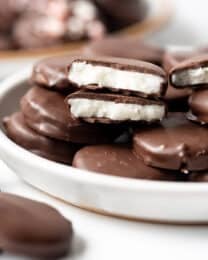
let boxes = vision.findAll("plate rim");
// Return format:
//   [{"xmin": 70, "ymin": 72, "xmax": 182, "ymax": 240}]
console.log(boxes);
[{"xmin": 0, "ymin": 68, "xmax": 208, "ymax": 194}]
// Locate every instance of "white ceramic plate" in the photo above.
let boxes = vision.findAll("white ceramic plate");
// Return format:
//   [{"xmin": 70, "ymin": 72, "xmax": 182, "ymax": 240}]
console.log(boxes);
[{"xmin": 1, "ymin": 69, "xmax": 208, "ymax": 224}]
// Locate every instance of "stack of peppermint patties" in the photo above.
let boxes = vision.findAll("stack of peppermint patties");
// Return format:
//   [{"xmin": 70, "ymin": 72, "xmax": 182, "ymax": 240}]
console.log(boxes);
[
  {"xmin": 66, "ymin": 57, "xmax": 167, "ymax": 124},
  {"xmin": 170, "ymin": 54, "xmax": 208, "ymax": 125}
]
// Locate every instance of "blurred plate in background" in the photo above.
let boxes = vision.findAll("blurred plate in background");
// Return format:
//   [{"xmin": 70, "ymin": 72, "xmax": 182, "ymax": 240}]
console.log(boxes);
[{"xmin": 0, "ymin": 0, "xmax": 171, "ymax": 78}]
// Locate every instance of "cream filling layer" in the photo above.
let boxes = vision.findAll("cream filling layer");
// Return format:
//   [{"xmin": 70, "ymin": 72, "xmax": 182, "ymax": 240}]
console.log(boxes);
[
  {"xmin": 68, "ymin": 62, "xmax": 164, "ymax": 94},
  {"xmin": 68, "ymin": 98, "xmax": 165, "ymax": 121},
  {"xmin": 172, "ymin": 67, "xmax": 208, "ymax": 86}
]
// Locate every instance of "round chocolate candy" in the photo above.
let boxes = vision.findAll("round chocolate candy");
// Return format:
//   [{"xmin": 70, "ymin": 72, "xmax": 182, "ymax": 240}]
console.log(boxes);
[
  {"xmin": 31, "ymin": 52, "xmax": 81, "ymax": 91},
  {"xmin": 83, "ymin": 36, "xmax": 164, "ymax": 65},
  {"xmin": 3, "ymin": 112, "xmax": 78, "ymax": 164},
  {"xmin": 188, "ymin": 89, "xmax": 208, "ymax": 124},
  {"xmin": 133, "ymin": 113, "xmax": 208, "ymax": 173},
  {"xmin": 0, "ymin": 192, "xmax": 73, "ymax": 258},
  {"xmin": 20, "ymin": 86, "xmax": 118, "ymax": 144},
  {"xmin": 73, "ymin": 145, "xmax": 181, "ymax": 181}
]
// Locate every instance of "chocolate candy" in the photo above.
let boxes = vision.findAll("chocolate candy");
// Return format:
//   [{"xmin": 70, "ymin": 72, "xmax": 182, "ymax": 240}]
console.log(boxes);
[
  {"xmin": 170, "ymin": 54, "xmax": 208, "ymax": 89},
  {"xmin": 163, "ymin": 52, "xmax": 192, "ymax": 101},
  {"xmin": 162, "ymin": 52, "xmax": 192, "ymax": 112},
  {"xmin": 0, "ymin": 192, "xmax": 73, "ymax": 258},
  {"xmin": 68, "ymin": 57, "xmax": 167, "ymax": 98},
  {"xmin": 3, "ymin": 112, "xmax": 77, "ymax": 164},
  {"xmin": 67, "ymin": 91, "xmax": 166, "ymax": 124},
  {"xmin": 31, "ymin": 53, "xmax": 81, "ymax": 91},
  {"xmin": 21, "ymin": 86, "xmax": 118, "ymax": 144},
  {"xmin": 73, "ymin": 145, "xmax": 180, "ymax": 181},
  {"xmin": 133, "ymin": 113, "xmax": 208, "ymax": 173},
  {"xmin": 66, "ymin": 0, "xmax": 106, "ymax": 41},
  {"xmin": 13, "ymin": 0, "xmax": 106, "ymax": 49},
  {"xmin": 188, "ymin": 89, "xmax": 208, "ymax": 124},
  {"xmin": 83, "ymin": 36, "xmax": 164, "ymax": 65},
  {"xmin": 13, "ymin": 14, "xmax": 65, "ymax": 49}
]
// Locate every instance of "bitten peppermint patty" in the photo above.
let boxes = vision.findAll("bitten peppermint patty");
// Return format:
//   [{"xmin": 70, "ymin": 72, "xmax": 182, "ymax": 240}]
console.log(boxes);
[{"xmin": 68, "ymin": 57, "xmax": 167, "ymax": 98}]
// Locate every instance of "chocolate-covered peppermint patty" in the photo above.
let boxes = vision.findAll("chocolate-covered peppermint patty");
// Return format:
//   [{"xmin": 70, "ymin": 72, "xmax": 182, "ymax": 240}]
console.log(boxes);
[
  {"xmin": 21, "ymin": 86, "xmax": 119, "ymax": 143},
  {"xmin": 187, "ymin": 88, "xmax": 208, "ymax": 124},
  {"xmin": 83, "ymin": 36, "xmax": 164, "ymax": 65},
  {"xmin": 68, "ymin": 57, "xmax": 167, "ymax": 98},
  {"xmin": 163, "ymin": 52, "xmax": 192, "ymax": 101},
  {"xmin": 73, "ymin": 145, "xmax": 181, "ymax": 181},
  {"xmin": 31, "ymin": 52, "xmax": 81, "ymax": 91},
  {"xmin": 67, "ymin": 91, "xmax": 166, "ymax": 124},
  {"xmin": 133, "ymin": 112, "xmax": 208, "ymax": 173},
  {"xmin": 170, "ymin": 54, "xmax": 208, "ymax": 88},
  {"xmin": 3, "ymin": 112, "xmax": 77, "ymax": 164},
  {"xmin": 0, "ymin": 192, "xmax": 73, "ymax": 258}
]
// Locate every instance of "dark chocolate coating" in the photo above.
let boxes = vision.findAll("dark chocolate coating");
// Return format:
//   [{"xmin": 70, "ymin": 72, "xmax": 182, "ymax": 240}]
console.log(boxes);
[
  {"xmin": 3, "ymin": 112, "xmax": 77, "ymax": 164},
  {"xmin": 0, "ymin": 192, "xmax": 73, "ymax": 258},
  {"xmin": 170, "ymin": 54, "xmax": 208, "ymax": 88},
  {"xmin": 188, "ymin": 88, "xmax": 208, "ymax": 124},
  {"xmin": 133, "ymin": 112, "xmax": 208, "ymax": 172},
  {"xmin": 73, "ymin": 145, "xmax": 180, "ymax": 181},
  {"xmin": 83, "ymin": 36, "xmax": 164, "ymax": 65},
  {"xmin": 68, "ymin": 91, "xmax": 166, "ymax": 124},
  {"xmin": 31, "ymin": 52, "xmax": 81, "ymax": 91},
  {"xmin": 21, "ymin": 86, "xmax": 118, "ymax": 144},
  {"xmin": 69, "ymin": 56, "xmax": 167, "ymax": 98},
  {"xmin": 166, "ymin": 97, "xmax": 190, "ymax": 113}
]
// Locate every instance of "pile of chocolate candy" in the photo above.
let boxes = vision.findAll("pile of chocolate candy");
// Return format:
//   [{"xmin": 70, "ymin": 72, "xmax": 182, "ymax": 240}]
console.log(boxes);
[
  {"xmin": 4, "ymin": 35, "xmax": 208, "ymax": 182},
  {"xmin": 0, "ymin": 0, "xmax": 146, "ymax": 50}
]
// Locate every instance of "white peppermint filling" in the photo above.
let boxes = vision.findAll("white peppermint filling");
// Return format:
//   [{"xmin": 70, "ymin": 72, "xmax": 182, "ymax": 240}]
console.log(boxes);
[
  {"xmin": 172, "ymin": 67, "xmax": 208, "ymax": 86},
  {"xmin": 68, "ymin": 62, "xmax": 164, "ymax": 95},
  {"xmin": 68, "ymin": 98, "xmax": 165, "ymax": 121}
]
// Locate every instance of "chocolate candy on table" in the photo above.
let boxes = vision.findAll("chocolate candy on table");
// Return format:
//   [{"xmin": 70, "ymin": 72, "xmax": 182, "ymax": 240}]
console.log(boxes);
[
  {"xmin": 21, "ymin": 86, "xmax": 118, "ymax": 144},
  {"xmin": 73, "ymin": 145, "xmax": 181, "ymax": 181},
  {"xmin": 67, "ymin": 91, "xmax": 166, "ymax": 124},
  {"xmin": 31, "ymin": 52, "xmax": 81, "ymax": 91},
  {"xmin": 187, "ymin": 88, "xmax": 208, "ymax": 124},
  {"xmin": 133, "ymin": 112, "xmax": 208, "ymax": 173},
  {"xmin": 0, "ymin": 192, "xmax": 73, "ymax": 258},
  {"xmin": 3, "ymin": 112, "xmax": 78, "ymax": 164},
  {"xmin": 68, "ymin": 57, "xmax": 167, "ymax": 98},
  {"xmin": 83, "ymin": 36, "xmax": 164, "ymax": 65},
  {"xmin": 169, "ymin": 54, "xmax": 208, "ymax": 89}
]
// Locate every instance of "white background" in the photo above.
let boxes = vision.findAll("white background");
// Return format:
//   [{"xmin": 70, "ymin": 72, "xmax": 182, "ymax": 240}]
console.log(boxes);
[{"xmin": 1, "ymin": 0, "xmax": 208, "ymax": 259}]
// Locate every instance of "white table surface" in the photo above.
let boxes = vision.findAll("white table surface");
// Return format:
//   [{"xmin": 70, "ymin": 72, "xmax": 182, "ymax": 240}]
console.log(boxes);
[{"xmin": 1, "ymin": 0, "xmax": 208, "ymax": 259}]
